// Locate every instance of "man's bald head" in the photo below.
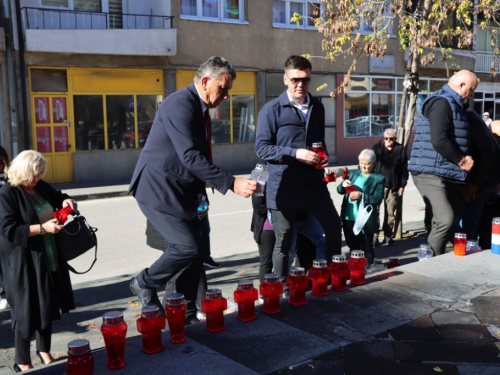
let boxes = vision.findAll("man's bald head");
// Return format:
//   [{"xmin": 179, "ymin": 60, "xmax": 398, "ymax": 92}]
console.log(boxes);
[
  {"xmin": 448, "ymin": 70, "xmax": 478, "ymax": 101},
  {"xmin": 491, "ymin": 120, "xmax": 500, "ymax": 137}
]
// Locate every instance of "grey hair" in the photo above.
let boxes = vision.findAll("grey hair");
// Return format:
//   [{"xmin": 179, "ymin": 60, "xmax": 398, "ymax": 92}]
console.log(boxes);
[
  {"xmin": 7, "ymin": 150, "xmax": 47, "ymax": 186},
  {"xmin": 384, "ymin": 128, "xmax": 396, "ymax": 137},
  {"xmin": 194, "ymin": 56, "xmax": 236, "ymax": 83},
  {"xmin": 358, "ymin": 148, "xmax": 376, "ymax": 163}
]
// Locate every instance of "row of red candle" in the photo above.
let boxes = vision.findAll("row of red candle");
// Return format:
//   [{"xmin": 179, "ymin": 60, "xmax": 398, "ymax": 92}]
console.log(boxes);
[{"xmin": 68, "ymin": 252, "xmax": 401, "ymax": 373}]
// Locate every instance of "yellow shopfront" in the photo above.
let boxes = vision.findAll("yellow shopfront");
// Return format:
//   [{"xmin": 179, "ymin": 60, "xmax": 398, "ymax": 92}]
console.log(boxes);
[{"xmin": 29, "ymin": 67, "xmax": 164, "ymax": 183}]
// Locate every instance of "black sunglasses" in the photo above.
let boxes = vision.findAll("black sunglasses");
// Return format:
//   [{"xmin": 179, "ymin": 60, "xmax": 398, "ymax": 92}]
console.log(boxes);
[
  {"xmin": 384, "ymin": 137, "xmax": 395, "ymax": 141},
  {"xmin": 286, "ymin": 75, "xmax": 311, "ymax": 85}
]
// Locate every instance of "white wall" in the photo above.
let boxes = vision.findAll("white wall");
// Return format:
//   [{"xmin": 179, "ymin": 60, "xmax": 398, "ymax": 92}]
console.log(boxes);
[{"xmin": 25, "ymin": 28, "xmax": 176, "ymax": 55}]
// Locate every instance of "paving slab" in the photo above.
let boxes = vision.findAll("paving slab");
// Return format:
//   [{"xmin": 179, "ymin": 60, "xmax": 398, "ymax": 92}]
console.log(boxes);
[
  {"xmin": 394, "ymin": 341, "xmax": 500, "ymax": 363},
  {"xmin": 438, "ymin": 324, "xmax": 498, "ymax": 343},
  {"xmin": 431, "ymin": 310, "xmax": 482, "ymax": 325},
  {"xmin": 456, "ymin": 364, "xmax": 500, "ymax": 374},
  {"xmin": 470, "ymin": 289, "xmax": 500, "ymax": 325},
  {"xmin": 343, "ymin": 340, "xmax": 399, "ymax": 375},
  {"xmin": 184, "ymin": 311, "xmax": 337, "ymax": 374},
  {"xmin": 399, "ymin": 362, "xmax": 459, "ymax": 375},
  {"xmin": 399, "ymin": 251, "xmax": 500, "ymax": 291},
  {"xmin": 389, "ymin": 315, "xmax": 442, "ymax": 342}
]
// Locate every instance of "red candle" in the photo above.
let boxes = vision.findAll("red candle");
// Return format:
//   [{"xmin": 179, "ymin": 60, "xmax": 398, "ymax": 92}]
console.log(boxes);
[
  {"xmin": 234, "ymin": 279, "xmax": 259, "ymax": 322},
  {"xmin": 310, "ymin": 142, "xmax": 327, "ymax": 169},
  {"xmin": 66, "ymin": 339, "xmax": 94, "ymax": 375},
  {"xmin": 165, "ymin": 293, "xmax": 186, "ymax": 344},
  {"xmin": 308, "ymin": 259, "xmax": 329, "ymax": 296},
  {"xmin": 101, "ymin": 311, "xmax": 127, "ymax": 370},
  {"xmin": 286, "ymin": 267, "xmax": 309, "ymax": 306},
  {"xmin": 387, "ymin": 257, "xmax": 401, "ymax": 269},
  {"xmin": 136, "ymin": 306, "xmax": 166, "ymax": 353},
  {"xmin": 201, "ymin": 289, "xmax": 227, "ymax": 333},
  {"xmin": 454, "ymin": 233, "xmax": 467, "ymax": 256},
  {"xmin": 329, "ymin": 255, "xmax": 350, "ymax": 291},
  {"xmin": 52, "ymin": 206, "xmax": 74, "ymax": 224},
  {"xmin": 259, "ymin": 273, "xmax": 283, "ymax": 314},
  {"xmin": 348, "ymin": 250, "xmax": 367, "ymax": 285}
]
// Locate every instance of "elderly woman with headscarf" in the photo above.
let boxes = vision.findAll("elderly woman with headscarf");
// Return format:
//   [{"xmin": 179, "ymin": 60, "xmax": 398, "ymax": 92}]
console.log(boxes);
[{"xmin": 0, "ymin": 150, "xmax": 77, "ymax": 372}]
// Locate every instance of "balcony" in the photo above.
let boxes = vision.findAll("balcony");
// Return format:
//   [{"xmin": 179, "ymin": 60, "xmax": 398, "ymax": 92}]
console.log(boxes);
[
  {"xmin": 21, "ymin": 7, "xmax": 176, "ymax": 56},
  {"xmin": 475, "ymin": 52, "xmax": 500, "ymax": 73}
]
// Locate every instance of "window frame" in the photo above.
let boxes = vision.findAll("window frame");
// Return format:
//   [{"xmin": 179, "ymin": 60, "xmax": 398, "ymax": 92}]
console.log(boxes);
[
  {"xmin": 272, "ymin": 0, "xmax": 324, "ymax": 30},
  {"xmin": 344, "ymin": 76, "xmax": 447, "ymax": 139},
  {"xmin": 179, "ymin": 0, "xmax": 247, "ymax": 24},
  {"xmin": 357, "ymin": 6, "xmax": 395, "ymax": 38}
]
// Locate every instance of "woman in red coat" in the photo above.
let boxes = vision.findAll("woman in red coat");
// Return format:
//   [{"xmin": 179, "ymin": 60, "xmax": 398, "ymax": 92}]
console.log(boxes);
[{"xmin": 0, "ymin": 150, "xmax": 77, "ymax": 372}]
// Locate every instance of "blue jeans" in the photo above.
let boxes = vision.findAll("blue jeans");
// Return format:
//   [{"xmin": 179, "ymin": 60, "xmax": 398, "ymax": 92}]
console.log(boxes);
[{"xmin": 288, "ymin": 214, "xmax": 326, "ymax": 271}]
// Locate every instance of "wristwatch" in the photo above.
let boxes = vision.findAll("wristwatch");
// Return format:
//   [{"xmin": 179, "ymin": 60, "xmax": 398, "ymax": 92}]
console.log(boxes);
[{"xmin": 38, "ymin": 224, "xmax": 45, "ymax": 235}]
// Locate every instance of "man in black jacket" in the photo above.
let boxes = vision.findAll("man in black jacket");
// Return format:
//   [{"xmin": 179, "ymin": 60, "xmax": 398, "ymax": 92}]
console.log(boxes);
[{"xmin": 372, "ymin": 128, "xmax": 408, "ymax": 246}]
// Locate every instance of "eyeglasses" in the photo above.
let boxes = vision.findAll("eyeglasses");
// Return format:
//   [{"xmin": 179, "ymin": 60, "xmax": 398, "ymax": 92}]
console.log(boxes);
[
  {"xmin": 286, "ymin": 75, "xmax": 311, "ymax": 86},
  {"xmin": 384, "ymin": 137, "xmax": 395, "ymax": 141}
]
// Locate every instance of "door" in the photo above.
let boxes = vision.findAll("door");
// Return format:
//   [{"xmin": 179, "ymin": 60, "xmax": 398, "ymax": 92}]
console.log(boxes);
[{"xmin": 32, "ymin": 95, "xmax": 73, "ymax": 183}]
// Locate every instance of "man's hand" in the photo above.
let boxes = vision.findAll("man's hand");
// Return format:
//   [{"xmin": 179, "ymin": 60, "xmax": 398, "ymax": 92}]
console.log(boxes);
[
  {"xmin": 296, "ymin": 148, "xmax": 323, "ymax": 166},
  {"xmin": 398, "ymin": 187, "xmax": 404, "ymax": 196},
  {"xmin": 231, "ymin": 177, "xmax": 257, "ymax": 198},
  {"xmin": 463, "ymin": 184, "xmax": 478, "ymax": 202},
  {"xmin": 458, "ymin": 155, "xmax": 474, "ymax": 172}
]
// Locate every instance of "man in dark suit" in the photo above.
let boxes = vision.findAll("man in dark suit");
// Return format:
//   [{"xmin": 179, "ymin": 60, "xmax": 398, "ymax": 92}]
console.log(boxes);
[{"xmin": 128, "ymin": 56, "xmax": 257, "ymax": 323}]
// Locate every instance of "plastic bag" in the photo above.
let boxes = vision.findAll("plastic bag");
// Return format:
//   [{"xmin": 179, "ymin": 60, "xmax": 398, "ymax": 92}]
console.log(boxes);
[{"xmin": 353, "ymin": 193, "xmax": 373, "ymax": 235}]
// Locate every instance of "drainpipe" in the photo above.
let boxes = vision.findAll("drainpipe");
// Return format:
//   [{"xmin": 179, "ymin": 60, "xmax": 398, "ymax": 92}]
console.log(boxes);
[{"xmin": 14, "ymin": 0, "xmax": 29, "ymax": 152}]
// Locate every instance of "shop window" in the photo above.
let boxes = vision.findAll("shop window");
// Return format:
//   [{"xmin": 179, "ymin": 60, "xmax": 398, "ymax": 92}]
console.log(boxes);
[
  {"xmin": 73, "ymin": 94, "xmax": 161, "ymax": 151},
  {"xmin": 273, "ymin": 0, "xmax": 323, "ymax": 29},
  {"xmin": 106, "ymin": 95, "xmax": 134, "ymax": 149},
  {"xmin": 180, "ymin": 0, "xmax": 245, "ymax": 22},
  {"xmin": 208, "ymin": 95, "xmax": 255, "ymax": 144},
  {"xmin": 74, "ymin": 96, "xmax": 104, "ymax": 151}
]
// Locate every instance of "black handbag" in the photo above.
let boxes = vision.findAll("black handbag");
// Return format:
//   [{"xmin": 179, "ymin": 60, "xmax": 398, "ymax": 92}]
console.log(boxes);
[{"xmin": 55, "ymin": 211, "xmax": 98, "ymax": 274}]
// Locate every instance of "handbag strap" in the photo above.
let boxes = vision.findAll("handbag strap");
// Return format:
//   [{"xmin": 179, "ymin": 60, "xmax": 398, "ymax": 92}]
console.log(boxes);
[{"xmin": 67, "ymin": 219, "xmax": 98, "ymax": 275}]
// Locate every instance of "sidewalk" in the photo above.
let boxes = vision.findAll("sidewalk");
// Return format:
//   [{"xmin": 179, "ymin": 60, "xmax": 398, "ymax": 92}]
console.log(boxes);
[{"xmin": 0, "ymin": 181, "xmax": 499, "ymax": 374}]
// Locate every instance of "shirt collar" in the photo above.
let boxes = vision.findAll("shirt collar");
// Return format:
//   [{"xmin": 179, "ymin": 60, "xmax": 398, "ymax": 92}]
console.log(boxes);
[
  {"xmin": 286, "ymin": 90, "xmax": 309, "ymax": 108},
  {"xmin": 194, "ymin": 84, "xmax": 208, "ymax": 113}
]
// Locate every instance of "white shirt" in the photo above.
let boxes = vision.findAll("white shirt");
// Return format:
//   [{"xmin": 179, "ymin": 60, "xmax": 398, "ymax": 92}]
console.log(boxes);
[{"xmin": 287, "ymin": 91, "xmax": 310, "ymax": 122}]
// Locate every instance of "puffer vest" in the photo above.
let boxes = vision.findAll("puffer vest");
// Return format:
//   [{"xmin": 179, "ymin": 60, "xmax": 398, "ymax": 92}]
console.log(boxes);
[{"xmin": 408, "ymin": 84, "xmax": 470, "ymax": 181}]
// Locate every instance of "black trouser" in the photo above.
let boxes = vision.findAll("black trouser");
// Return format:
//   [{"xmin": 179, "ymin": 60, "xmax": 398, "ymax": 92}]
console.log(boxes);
[
  {"xmin": 271, "ymin": 195, "xmax": 341, "ymax": 284},
  {"xmin": 342, "ymin": 219, "xmax": 375, "ymax": 265},
  {"xmin": 258, "ymin": 229, "xmax": 276, "ymax": 284},
  {"xmin": 0, "ymin": 258, "xmax": 4, "ymax": 299},
  {"xmin": 137, "ymin": 203, "xmax": 204, "ymax": 317},
  {"xmin": 15, "ymin": 322, "xmax": 51, "ymax": 365}
]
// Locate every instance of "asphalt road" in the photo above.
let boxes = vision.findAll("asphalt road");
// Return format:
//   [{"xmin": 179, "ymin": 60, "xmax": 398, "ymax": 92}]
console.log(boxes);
[{"xmin": 68, "ymin": 172, "xmax": 426, "ymax": 285}]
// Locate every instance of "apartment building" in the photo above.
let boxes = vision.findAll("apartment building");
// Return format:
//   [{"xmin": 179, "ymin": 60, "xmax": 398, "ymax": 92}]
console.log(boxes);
[{"xmin": 0, "ymin": 0, "xmax": 498, "ymax": 184}]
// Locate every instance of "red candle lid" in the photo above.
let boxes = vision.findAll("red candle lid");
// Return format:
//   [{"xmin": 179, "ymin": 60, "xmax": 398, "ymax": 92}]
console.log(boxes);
[
  {"xmin": 332, "ymin": 255, "xmax": 347, "ymax": 263},
  {"xmin": 102, "ymin": 311, "xmax": 124, "ymax": 325},
  {"xmin": 290, "ymin": 267, "xmax": 305, "ymax": 277},
  {"xmin": 166, "ymin": 293, "xmax": 185, "ymax": 306},
  {"xmin": 454, "ymin": 232, "xmax": 466, "ymax": 239},
  {"xmin": 141, "ymin": 305, "xmax": 160, "ymax": 318},
  {"xmin": 492, "ymin": 217, "xmax": 500, "ymax": 224},
  {"xmin": 237, "ymin": 279, "xmax": 254, "ymax": 290},
  {"xmin": 68, "ymin": 339, "xmax": 90, "ymax": 355},
  {"xmin": 312, "ymin": 259, "xmax": 327, "ymax": 268},
  {"xmin": 206, "ymin": 288, "xmax": 222, "ymax": 300},
  {"xmin": 350, "ymin": 250, "xmax": 365, "ymax": 259},
  {"xmin": 264, "ymin": 273, "xmax": 278, "ymax": 283},
  {"xmin": 389, "ymin": 257, "xmax": 399, "ymax": 262}
]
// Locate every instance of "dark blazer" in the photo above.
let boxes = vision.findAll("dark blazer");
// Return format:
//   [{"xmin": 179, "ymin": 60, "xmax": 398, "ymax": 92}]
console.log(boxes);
[
  {"xmin": 255, "ymin": 90, "xmax": 327, "ymax": 210},
  {"xmin": 337, "ymin": 169, "xmax": 385, "ymax": 234},
  {"xmin": 129, "ymin": 84, "xmax": 235, "ymax": 221},
  {"xmin": 0, "ymin": 180, "xmax": 75, "ymax": 339}
]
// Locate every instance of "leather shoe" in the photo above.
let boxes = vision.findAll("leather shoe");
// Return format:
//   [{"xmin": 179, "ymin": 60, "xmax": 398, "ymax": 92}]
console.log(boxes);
[
  {"xmin": 14, "ymin": 364, "xmax": 22, "ymax": 373},
  {"xmin": 129, "ymin": 277, "xmax": 165, "ymax": 317},
  {"xmin": 203, "ymin": 258, "xmax": 221, "ymax": 269},
  {"xmin": 387, "ymin": 238, "xmax": 397, "ymax": 246},
  {"xmin": 36, "ymin": 350, "xmax": 45, "ymax": 365}
]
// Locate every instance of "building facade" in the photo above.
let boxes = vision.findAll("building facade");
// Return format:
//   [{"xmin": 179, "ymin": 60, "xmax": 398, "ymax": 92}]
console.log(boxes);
[{"xmin": 0, "ymin": 0, "xmax": 498, "ymax": 184}]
